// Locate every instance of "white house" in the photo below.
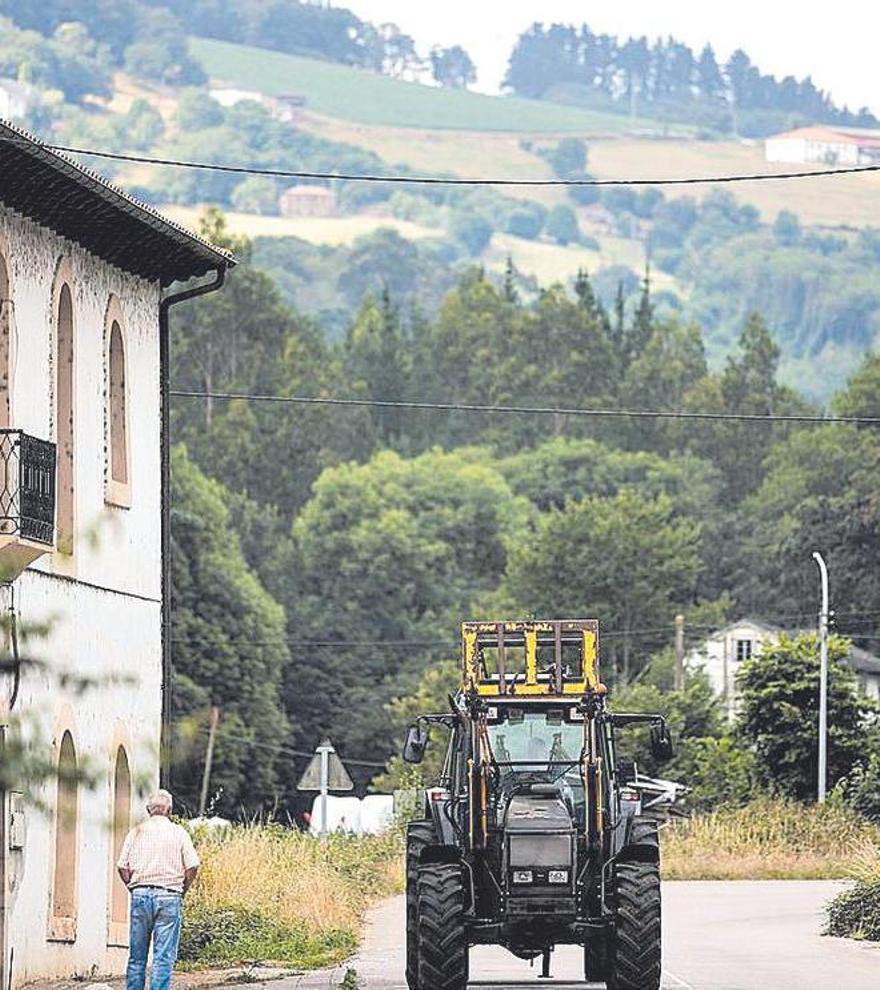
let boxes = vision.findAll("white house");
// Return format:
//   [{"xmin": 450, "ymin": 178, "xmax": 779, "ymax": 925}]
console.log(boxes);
[
  {"xmin": 765, "ymin": 125, "xmax": 880, "ymax": 165},
  {"xmin": 687, "ymin": 617, "xmax": 880, "ymax": 717},
  {"xmin": 0, "ymin": 119, "xmax": 233, "ymax": 983}
]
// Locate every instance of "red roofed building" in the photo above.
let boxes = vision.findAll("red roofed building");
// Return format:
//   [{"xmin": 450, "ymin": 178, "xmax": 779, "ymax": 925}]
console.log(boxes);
[{"xmin": 765, "ymin": 125, "xmax": 880, "ymax": 165}]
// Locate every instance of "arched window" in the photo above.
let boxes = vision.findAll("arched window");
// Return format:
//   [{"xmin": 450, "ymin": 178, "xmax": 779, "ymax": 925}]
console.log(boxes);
[
  {"xmin": 51, "ymin": 730, "xmax": 78, "ymax": 940},
  {"xmin": 106, "ymin": 317, "xmax": 130, "ymax": 505},
  {"xmin": 108, "ymin": 745, "xmax": 131, "ymax": 944},
  {"xmin": 0, "ymin": 249, "xmax": 10, "ymax": 429},
  {"xmin": 55, "ymin": 281, "xmax": 75, "ymax": 553}
]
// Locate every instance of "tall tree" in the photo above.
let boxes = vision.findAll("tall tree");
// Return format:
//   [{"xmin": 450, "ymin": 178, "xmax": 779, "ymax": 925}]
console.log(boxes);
[
  {"xmin": 736, "ymin": 634, "xmax": 874, "ymax": 800},
  {"xmin": 170, "ymin": 446, "xmax": 292, "ymax": 815},
  {"xmin": 503, "ymin": 490, "xmax": 702, "ymax": 681},
  {"xmin": 429, "ymin": 44, "xmax": 476, "ymax": 89}
]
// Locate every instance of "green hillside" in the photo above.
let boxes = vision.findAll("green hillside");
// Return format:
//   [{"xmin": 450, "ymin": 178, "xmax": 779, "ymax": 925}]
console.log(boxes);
[{"xmin": 189, "ymin": 37, "xmax": 663, "ymax": 134}]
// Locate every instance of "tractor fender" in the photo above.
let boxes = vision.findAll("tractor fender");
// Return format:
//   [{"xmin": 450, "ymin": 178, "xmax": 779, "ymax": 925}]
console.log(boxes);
[
  {"xmin": 619, "ymin": 815, "xmax": 660, "ymax": 863},
  {"xmin": 419, "ymin": 843, "xmax": 462, "ymax": 867}
]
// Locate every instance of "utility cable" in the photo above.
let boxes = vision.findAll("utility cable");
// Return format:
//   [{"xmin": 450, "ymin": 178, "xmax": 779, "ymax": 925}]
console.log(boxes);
[
  {"xmin": 38, "ymin": 142, "xmax": 880, "ymax": 187},
  {"xmin": 170, "ymin": 388, "xmax": 880, "ymax": 426}
]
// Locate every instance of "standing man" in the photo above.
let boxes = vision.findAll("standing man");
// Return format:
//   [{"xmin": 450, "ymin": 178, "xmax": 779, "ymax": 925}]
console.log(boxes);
[{"xmin": 117, "ymin": 789, "xmax": 200, "ymax": 990}]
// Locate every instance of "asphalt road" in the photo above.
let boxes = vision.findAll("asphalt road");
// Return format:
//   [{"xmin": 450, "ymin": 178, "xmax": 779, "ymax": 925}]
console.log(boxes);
[{"xmin": 276, "ymin": 881, "xmax": 880, "ymax": 990}]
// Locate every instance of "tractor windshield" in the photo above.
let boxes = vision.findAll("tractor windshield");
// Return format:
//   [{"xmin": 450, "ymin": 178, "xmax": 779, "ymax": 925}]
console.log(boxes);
[{"xmin": 486, "ymin": 710, "xmax": 584, "ymax": 779}]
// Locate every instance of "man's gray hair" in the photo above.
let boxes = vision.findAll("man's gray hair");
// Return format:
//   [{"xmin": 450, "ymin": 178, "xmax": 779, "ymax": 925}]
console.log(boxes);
[{"xmin": 147, "ymin": 789, "xmax": 174, "ymax": 815}]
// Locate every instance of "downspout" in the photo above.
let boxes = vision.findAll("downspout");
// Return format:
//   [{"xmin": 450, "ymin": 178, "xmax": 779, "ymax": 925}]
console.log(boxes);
[{"xmin": 158, "ymin": 268, "xmax": 226, "ymax": 789}]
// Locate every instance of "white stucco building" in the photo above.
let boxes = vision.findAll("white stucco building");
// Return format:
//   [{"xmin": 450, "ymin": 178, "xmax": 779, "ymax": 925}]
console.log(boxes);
[
  {"xmin": 687, "ymin": 617, "xmax": 880, "ymax": 717},
  {"xmin": 0, "ymin": 120, "xmax": 233, "ymax": 983}
]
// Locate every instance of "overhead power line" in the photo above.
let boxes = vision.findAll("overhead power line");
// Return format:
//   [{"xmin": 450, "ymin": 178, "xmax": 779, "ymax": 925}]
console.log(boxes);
[
  {"xmin": 170, "ymin": 389, "xmax": 880, "ymax": 426},
  {"xmin": 41, "ymin": 142, "xmax": 880, "ymax": 187}
]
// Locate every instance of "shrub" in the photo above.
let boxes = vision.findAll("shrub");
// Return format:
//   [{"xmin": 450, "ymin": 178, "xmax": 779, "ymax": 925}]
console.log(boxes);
[
  {"xmin": 506, "ymin": 205, "xmax": 546, "ymax": 240},
  {"xmin": 568, "ymin": 177, "xmax": 600, "ymax": 206},
  {"xmin": 545, "ymin": 204, "xmax": 580, "ymax": 245},
  {"xmin": 231, "ymin": 177, "xmax": 279, "ymax": 215},
  {"xmin": 449, "ymin": 210, "xmax": 493, "ymax": 256},
  {"xmin": 546, "ymin": 137, "xmax": 587, "ymax": 178},
  {"xmin": 825, "ymin": 882, "xmax": 880, "ymax": 941}
]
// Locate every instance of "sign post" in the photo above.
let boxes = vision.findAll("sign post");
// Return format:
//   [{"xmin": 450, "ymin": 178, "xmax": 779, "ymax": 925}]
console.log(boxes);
[{"xmin": 297, "ymin": 738, "xmax": 354, "ymax": 834}]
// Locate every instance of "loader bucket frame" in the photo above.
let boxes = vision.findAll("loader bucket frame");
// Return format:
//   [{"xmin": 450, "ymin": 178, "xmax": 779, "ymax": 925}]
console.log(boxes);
[{"xmin": 461, "ymin": 619, "xmax": 600, "ymax": 697}]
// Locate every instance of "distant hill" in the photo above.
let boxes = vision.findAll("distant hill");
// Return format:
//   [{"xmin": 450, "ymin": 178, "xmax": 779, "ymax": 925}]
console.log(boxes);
[{"xmin": 189, "ymin": 37, "xmax": 670, "ymax": 134}]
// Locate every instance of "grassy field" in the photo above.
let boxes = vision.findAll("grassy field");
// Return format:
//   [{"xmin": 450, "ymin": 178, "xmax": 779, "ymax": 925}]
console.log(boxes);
[
  {"xmin": 588, "ymin": 138, "xmax": 880, "ymax": 228},
  {"xmin": 662, "ymin": 799, "xmax": 880, "ymax": 881},
  {"xmin": 159, "ymin": 205, "xmax": 442, "ymax": 246},
  {"xmin": 189, "ymin": 37, "xmax": 662, "ymax": 135}
]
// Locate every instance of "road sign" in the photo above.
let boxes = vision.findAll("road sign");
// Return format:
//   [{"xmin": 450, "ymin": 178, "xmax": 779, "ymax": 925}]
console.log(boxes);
[{"xmin": 297, "ymin": 739, "xmax": 354, "ymax": 792}]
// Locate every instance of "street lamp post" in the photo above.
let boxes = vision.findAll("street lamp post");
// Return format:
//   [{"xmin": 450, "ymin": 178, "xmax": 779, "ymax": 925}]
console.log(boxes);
[{"xmin": 812, "ymin": 552, "xmax": 829, "ymax": 803}]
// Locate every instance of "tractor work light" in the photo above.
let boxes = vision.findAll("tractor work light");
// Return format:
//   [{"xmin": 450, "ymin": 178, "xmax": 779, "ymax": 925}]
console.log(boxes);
[
  {"xmin": 512, "ymin": 870, "xmax": 534, "ymax": 884},
  {"xmin": 548, "ymin": 870, "xmax": 569, "ymax": 884}
]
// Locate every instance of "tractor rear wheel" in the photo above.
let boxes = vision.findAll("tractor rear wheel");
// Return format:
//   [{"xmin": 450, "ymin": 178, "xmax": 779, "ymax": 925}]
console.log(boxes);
[
  {"xmin": 405, "ymin": 820, "xmax": 435, "ymax": 990},
  {"xmin": 417, "ymin": 862, "xmax": 469, "ymax": 990},
  {"xmin": 606, "ymin": 860, "xmax": 662, "ymax": 990}
]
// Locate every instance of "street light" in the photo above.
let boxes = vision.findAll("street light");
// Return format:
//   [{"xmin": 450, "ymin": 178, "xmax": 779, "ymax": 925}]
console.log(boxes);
[{"xmin": 812, "ymin": 552, "xmax": 829, "ymax": 803}]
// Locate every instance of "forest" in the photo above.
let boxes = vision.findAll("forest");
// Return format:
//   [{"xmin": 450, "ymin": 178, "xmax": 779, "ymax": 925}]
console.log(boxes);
[
  {"xmin": 505, "ymin": 22, "xmax": 878, "ymax": 136},
  {"xmin": 165, "ymin": 210, "xmax": 880, "ymax": 817}
]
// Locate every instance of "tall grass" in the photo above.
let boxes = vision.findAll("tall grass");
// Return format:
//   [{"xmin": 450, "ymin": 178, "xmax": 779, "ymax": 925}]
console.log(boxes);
[
  {"xmin": 662, "ymin": 798, "xmax": 880, "ymax": 880},
  {"xmin": 179, "ymin": 825, "xmax": 403, "ymax": 967}
]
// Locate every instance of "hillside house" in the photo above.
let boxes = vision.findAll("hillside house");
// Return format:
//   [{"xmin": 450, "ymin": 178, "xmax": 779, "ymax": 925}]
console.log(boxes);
[
  {"xmin": 208, "ymin": 86, "xmax": 265, "ymax": 108},
  {"xmin": 278, "ymin": 184, "xmax": 338, "ymax": 217},
  {"xmin": 765, "ymin": 125, "xmax": 880, "ymax": 165},
  {"xmin": 0, "ymin": 120, "xmax": 233, "ymax": 983},
  {"xmin": 687, "ymin": 618, "xmax": 880, "ymax": 717}
]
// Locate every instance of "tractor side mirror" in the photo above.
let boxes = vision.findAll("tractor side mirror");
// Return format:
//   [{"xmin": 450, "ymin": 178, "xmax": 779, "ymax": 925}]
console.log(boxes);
[
  {"xmin": 403, "ymin": 724, "xmax": 429, "ymax": 764},
  {"xmin": 650, "ymin": 723, "xmax": 674, "ymax": 762}
]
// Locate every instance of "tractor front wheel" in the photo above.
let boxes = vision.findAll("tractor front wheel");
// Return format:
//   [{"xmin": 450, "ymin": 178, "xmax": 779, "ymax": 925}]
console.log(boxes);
[
  {"xmin": 417, "ymin": 862, "xmax": 469, "ymax": 990},
  {"xmin": 405, "ymin": 820, "xmax": 435, "ymax": 990},
  {"xmin": 606, "ymin": 860, "xmax": 662, "ymax": 990}
]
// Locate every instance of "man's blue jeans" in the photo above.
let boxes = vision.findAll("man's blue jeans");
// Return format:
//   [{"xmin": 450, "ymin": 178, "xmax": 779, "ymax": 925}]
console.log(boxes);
[{"xmin": 126, "ymin": 887, "xmax": 183, "ymax": 990}]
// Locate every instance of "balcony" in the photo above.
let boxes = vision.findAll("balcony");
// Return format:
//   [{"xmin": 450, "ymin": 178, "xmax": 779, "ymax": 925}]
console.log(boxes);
[{"xmin": 0, "ymin": 430, "xmax": 56, "ymax": 580}]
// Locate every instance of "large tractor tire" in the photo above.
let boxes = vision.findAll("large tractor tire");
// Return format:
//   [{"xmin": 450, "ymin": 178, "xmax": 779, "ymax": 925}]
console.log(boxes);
[
  {"xmin": 405, "ymin": 820, "xmax": 435, "ymax": 990},
  {"xmin": 417, "ymin": 863, "xmax": 469, "ymax": 990},
  {"xmin": 606, "ymin": 859, "xmax": 662, "ymax": 990}
]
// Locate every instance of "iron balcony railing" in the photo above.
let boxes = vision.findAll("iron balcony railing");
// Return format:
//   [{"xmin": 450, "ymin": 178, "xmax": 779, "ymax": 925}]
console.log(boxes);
[{"xmin": 0, "ymin": 430, "xmax": 56, "ymax": 546}]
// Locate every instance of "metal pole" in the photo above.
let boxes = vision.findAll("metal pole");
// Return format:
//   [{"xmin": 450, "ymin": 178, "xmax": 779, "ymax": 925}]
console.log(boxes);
[
  {"xmin": 674, "ymin": 613, "xmax": 685, "ymax": 691},
  {"xmin": 812, "ymin": 552, "xmax": 829, "ymax": 803},
  {"xmin": 318, "ymin": 741, "xmax": 332, "ymax": 836},
  {"xmin": 198, "ymin": 706, "xmax": 220, "ymax": 817}
]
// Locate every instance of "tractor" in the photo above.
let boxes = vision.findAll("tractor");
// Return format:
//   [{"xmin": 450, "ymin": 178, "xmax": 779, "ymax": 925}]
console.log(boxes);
[{"xmin": 402, "ymin": 619, "xmax": 674, "ymax": 990}]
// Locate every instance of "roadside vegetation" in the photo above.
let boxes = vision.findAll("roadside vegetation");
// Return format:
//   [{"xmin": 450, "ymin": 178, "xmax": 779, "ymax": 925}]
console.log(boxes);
[
  {"xmin": 662, "ymin": 799, "xmax": 880, "ymax": 881},
  {"xmin": 179, "ymin": 825, "xmax": 402, "ymax": 967}
]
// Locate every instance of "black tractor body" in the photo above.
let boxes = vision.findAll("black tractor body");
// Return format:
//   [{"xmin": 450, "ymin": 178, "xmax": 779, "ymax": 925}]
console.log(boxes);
[{"xmin": 404, "ymin": 619, "xmax": 672, "ymax": 990}]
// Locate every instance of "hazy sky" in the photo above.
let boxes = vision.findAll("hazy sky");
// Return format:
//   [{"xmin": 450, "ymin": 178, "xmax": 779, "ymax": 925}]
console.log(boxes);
[{"xmin": 343, "ymin": 1, "xmax": 880, "ymax": 112}]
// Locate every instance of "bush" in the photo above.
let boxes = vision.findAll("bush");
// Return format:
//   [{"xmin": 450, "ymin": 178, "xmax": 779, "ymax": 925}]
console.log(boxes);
[
  {"xmin": 506, "ymin": 205, "xmax": 546, "ymax": 240},
  {"xmin": 546, "ymin": 137, "xmax": 587, "ymax": 178},
  {"xmin": 231, "ymin": 177, "xmax": 279, "ymax": 215},
  {"xmin": 449, "ymin": 210, "xmax": 493, "ymax": 256},
  {"xmin": 545, "ymin": 204, "xmax": 580, "ymax": 245},
  {"xmin": 568, "ymin": 177, "xmax": 600, "ymax": 206},
  {"xmin": 826, "ymin": 882, "xmax": 880, "ymax": 941}
]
